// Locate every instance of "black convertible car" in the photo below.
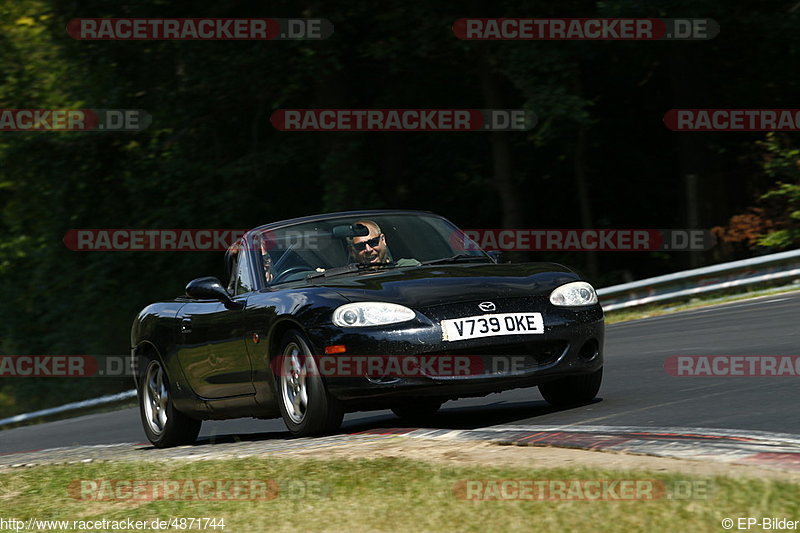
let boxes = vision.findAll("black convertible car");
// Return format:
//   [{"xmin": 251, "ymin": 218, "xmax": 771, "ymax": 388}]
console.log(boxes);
[{"xmin": 132, "ymin": 210, "xmax": 604, "ymax": 447}]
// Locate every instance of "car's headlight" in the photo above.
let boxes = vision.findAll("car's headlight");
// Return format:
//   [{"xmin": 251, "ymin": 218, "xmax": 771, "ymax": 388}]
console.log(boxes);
[
  {"xmin": 549, "ymin": 281, "xmax": 598, "ymax": 306},
  {"xmin": 332, "ymin": 302, "xmax": 416, "ymax": 327}
]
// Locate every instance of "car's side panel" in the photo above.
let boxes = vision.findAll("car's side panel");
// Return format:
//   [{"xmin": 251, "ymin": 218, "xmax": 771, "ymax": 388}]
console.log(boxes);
[
  {"xmin": 131, "ymin": 302, "xmax": 185, "ymax": 385},
  {"xmin": 131, "ymin": 301, "xmax": 211, "ymax": 416},
  {"xmin": 174, "ymin": 299, "xmax": 256, "ymax": 399}
]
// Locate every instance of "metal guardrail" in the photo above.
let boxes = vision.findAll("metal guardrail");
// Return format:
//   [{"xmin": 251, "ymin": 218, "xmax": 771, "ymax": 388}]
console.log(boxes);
[
  {"xmin": 598, "ymin": 248, "xmax": 800, "ymax": 311},
  {"xmin": 2, "ymin": 248, "xmax": 799, "ymax": 429},
  {"xmin": 0, "ymin": 390, "xmax": 136, "ymax": 428}
]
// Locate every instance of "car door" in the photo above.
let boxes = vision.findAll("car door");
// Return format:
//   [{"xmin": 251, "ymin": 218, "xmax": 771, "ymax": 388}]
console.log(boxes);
[{"xmin": 174, "ymin": 242, "xmax": 257, "ymax": 398}]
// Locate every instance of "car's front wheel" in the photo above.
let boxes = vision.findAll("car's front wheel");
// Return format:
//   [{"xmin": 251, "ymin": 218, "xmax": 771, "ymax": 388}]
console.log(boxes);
[
  {"xmin": 538, "ymin": 367, "xmax": 603, "ymax": 408},
  {"xmin": 138, "ymin": 354, "xmax": 202, "ymax": 448},
  {"xmin": 275, "ymin": 330, "xmax": 344, "ymax": 437}
]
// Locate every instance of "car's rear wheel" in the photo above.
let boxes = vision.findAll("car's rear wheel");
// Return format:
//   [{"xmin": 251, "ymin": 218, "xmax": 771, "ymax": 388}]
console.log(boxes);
[
  {"xmin": 391, "ymin": 400, "xmax": 443, "ymax": 424},
  {"xmin": 275, "ymin": 330, "xmax": 344, "ymax": 437},
  {"xmin": 538, "ymin": 367, "xmax": 603, "ymax": 408},
  {"xmin": 138, "ymin": 354, "xmax": 201, "ymax": 448}
]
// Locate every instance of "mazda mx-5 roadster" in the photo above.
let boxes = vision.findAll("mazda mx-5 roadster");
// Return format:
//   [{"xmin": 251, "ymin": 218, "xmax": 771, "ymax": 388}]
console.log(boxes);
[{"xmin": 132, "ymin": 210, "xmax": 604, "ymax": 447}]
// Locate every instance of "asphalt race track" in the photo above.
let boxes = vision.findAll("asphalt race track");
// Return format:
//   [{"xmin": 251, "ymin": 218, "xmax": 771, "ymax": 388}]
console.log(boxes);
[{"xmin": 3, "ymin": 291, "xmax": 799, "ymax": 455}]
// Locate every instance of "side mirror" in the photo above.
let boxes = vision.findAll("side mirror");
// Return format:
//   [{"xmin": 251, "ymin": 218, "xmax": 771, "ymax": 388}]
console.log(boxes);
[
  {"xmin": 185, "ymin": 277, "xmax": 244, "ymax": 309},
  {"xmin": 487, "ymin": 251, "xmax": 504, "ymax": 264}
]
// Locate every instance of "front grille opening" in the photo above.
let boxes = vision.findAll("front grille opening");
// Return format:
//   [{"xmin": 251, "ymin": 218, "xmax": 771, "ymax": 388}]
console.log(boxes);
[
  {"xmin": 365, "ymin": 375, "xmax": 402, "ymax": 384},
  {"xmin": 426, "ymin": 341, "xmax": 569, "ymax": 376},
  {"xmin": 434, "ymin": 341, "xmax": 567, "ymax": 362}
]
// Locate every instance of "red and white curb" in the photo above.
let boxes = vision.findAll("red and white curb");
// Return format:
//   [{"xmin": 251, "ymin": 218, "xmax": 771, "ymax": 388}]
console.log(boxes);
[{"xmin": 387, "ymin": 425, "xmax": 800, "ymax": 471}]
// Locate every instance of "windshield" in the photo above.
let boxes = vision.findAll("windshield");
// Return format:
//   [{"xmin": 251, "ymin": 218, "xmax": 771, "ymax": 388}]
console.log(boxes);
[{"xmin": 256, "ymin": 213, "xmax": 489, "ymax": 284}]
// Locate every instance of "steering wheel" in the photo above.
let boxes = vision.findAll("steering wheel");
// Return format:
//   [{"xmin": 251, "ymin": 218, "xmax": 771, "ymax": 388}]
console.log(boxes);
[{"xmin": 272, "ymin": 265, "xmax": 312, "ymax": 283}]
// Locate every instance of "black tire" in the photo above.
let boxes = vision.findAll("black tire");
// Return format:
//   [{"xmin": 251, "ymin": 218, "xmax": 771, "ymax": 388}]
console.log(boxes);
[
  {"xmin": 137, "ymin": 353, "xmax": 202, "ymax": 448},
  {"xmin": 538, "ymin": 367, "xmax": 603, "ymax": 408},
  {"xmin": 274, "ymin": 329, "xmax": 344, "ymax": 437},
  {"xmin": 391, "ymin": 400, "xmax": 443, "ymax": 424}
]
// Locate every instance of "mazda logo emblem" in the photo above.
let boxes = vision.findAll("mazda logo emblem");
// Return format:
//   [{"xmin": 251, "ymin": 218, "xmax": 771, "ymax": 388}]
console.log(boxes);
[{"xmin": 478, "ymin": 302, "xmax": 496, "ymax": 312}]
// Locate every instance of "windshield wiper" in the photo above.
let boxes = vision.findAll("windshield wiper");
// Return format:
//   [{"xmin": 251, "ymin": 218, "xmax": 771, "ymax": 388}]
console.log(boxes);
[
  {"xmin": 306, "ymin": 261, "xmax": 398, "ymax": 280},
  {"xmin": 420, "ymin": 254, "xmax": 491, "ymax": 266}
]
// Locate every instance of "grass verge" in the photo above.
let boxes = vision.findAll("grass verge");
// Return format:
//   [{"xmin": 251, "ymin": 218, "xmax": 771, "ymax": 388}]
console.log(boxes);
[{"xmin": 1, "ymin": 456, "xmax": 798, "ymax": 532}]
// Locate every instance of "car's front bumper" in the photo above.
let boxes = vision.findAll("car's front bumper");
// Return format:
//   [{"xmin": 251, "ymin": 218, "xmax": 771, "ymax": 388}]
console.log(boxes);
[{"xmin": 304, "ymin": 297, "xmax": 604, "ymax": 402}]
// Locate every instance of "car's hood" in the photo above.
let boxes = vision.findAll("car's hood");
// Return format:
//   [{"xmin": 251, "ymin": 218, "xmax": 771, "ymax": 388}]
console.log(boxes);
[{"xmin": 312, "ymin": 263, "xmax": 581, "ymax": 308}]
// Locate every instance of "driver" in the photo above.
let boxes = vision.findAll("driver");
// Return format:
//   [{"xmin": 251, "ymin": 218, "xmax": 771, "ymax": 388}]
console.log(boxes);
[
  {"xmin": 349, "ymin": 220, "xmax": 420, "ymax": 267},
  {"xmin": 349, "ymin": 219, "xmax": 391, "ymax": 264}
]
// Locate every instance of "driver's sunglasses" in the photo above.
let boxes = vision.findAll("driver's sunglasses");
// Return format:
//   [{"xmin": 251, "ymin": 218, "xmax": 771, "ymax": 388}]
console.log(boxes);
[{"xmin": 352, "ymin": 234, "xmax": 382, "ymax": 252}]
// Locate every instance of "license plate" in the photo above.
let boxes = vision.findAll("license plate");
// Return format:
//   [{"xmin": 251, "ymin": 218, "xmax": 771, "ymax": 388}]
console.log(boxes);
[{"xmin": 441, "ymin": 312, "xmax": 544, "ymax": 341}]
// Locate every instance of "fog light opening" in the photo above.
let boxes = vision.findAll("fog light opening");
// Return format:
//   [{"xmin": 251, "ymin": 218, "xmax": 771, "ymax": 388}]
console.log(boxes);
[{"xmin": 578, "ymin": 339, "xmax": 599, "ymax": 361}]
